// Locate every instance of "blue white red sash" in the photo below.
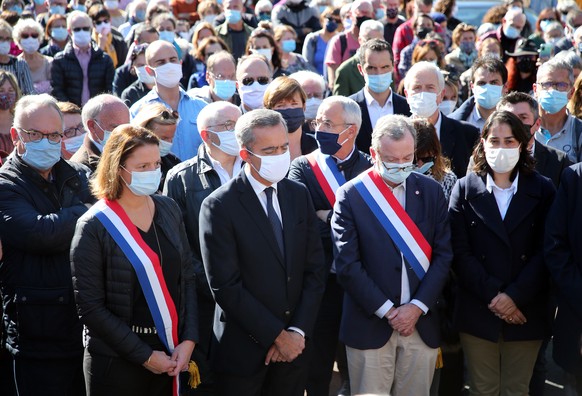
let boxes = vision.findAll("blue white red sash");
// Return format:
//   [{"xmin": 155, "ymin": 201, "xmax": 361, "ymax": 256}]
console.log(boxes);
[
  {"xmin": 89, "ymin": 199, "xmax": 180, "ymax": 395},
  {"xmin": 306, "ymin": 150, "xmax": 347, "ymax": 206},
  {"xmin": 352, "ymin": 169, "xmax": 432, "ymax": 280}
]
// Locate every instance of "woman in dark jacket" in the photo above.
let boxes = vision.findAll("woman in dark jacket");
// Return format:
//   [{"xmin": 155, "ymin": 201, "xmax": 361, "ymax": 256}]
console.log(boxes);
[
  {"xmin": 448, "ymin": 111, "xmax": 555, "ymax": 396},
  {"xmin": 70, "ymin": 125, "xmax": 198, "ymax": 395}
]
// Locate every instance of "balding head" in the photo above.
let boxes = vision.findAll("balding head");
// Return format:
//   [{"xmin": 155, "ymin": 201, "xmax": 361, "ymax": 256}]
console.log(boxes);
[
  {"xmin": 82, "ymin": 94, "xmax": 130, "ymax": 142},
  {"xmin": 145, "ymin": 40, "xmax": 178, "ymax": 65},
  {"xmin": 502, "ymin": 9, "xmax": 526, "ymax": 34}
]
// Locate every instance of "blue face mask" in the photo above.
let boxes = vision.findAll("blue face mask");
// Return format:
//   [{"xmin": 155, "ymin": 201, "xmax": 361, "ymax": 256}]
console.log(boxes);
[
  {"xmin": 122, "ymin": 167, "xmax": 162, "ymax": 196},
  {"xmin": 315, "ymin": 127, "xmax": 349, "ymax": 155},
  {"xmin": 378, "ymin": 161, "xmax": 414, "ymax": 185},
  {"xmin": 540, "ymin": 19, "xmax": 552, "ymax": 33},
  {"xmin": 51, "ymin": 27, "xmax": 68, "ymax": 41},
  {"xmin": 225, "ymin": 9, "xmax": 242, "ymax": 24},
  {"xmin": 135, "ymin": 10, "xmax": 146, "ymax": 22},
  {"xmin": 503, "ymin": 25, "xmax": 521, "ymax": 39},
  {"xmin": 159, "ymin": 139, "xmax": 173, "ymax": 157},
  {"xmin": 365, "ymin": 71, "xmax": 392, "ymax": 93},
  {"xmin": 538, "ymin": 89, "xmax": 569, "ymax": 114},
  {"xmin": 19, "ymin": 136, "xmax": 62, "ymax": 171},
  {"xmin": 282, "ymin": 39, "xmax": 296, "ymax": 53},
  {"xmin": 414, "ymin": 161, "xmax": 434, "ymax": 174},
  {"xmin": 473, "ymin": 83, "xmax": 503, "ymax": 110},
  {"xmin": 50, "ymin": 5, "xmax": 66, "ymax": 15},
  {"xmin": 259, "ymin": 12, "xmax": 270, "ymax": 21},
  {"xmin": 325, "ymin": 19, "xmax": 338, "ymax": 33},
  {"xmin": 375, "ymin": 8, "xmax": 386, "ymax": 20},
  {"xmin": 275, "ymin": 107, "xmax": 305, "ymax": 132},
  {"xmin": 33, "ymin": 0, "xmax": 44, "ymax": 5},
  {"xmin": 213, "ymin": 79, "xmax": 237, "ymax": 100},
  {"xmin": 159, "ymin": 31, "xmax": 175, "ymax": 43},
  {"xmin": 73, "ymin": 4, "xmax": 86, "ymax": 12},
  {"xmin": 10, "ymin": 5, "xmax": 22, "ymax": 15}
]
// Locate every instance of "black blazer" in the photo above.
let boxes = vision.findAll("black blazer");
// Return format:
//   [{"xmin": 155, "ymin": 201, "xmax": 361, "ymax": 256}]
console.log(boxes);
[
  {"xmin": 449, "ymin": 96, "xmax": 475, "ymax": 123},
  {"xmin": 449, "ymin": 171, "xmax": 556, "ymax": 342},
  {"xmin": 350, "ymin": 88, "xmax": 411, "ymax": 153},
  {"xmin": 534, "ymin": 142, "xmax": 571, "ymax": 188},
  {"xmin": 199, "ymin": 171, "xmax": 327, "ymax": 375},
  {"xmin": 439, "ymin": 114, "xmax": 480, "ymax": 179}
]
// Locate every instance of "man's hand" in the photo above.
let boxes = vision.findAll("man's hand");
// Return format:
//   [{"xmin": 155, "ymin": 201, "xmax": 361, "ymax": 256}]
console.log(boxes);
[
  {"xmin": 273, "ymin": 330, "xmax": 305, "ymax": 362},
  {"xmin": 167, "ymin": 340, "xmax": 196, "ymax": 376},
  {"xmin": 489, "ymin": 293, "xmax": 517, "ymax": 317},
  {"xmin": 387, "ymin": 304, "xmax": 423, "ymax": 337},
  {"xmin": 316, "ymin": 209, "xmax": 331, "ymax": 223},
  {"xmin": 143, "ymin": 350, "xmax": 177, "ymax": 374},
  {"xmin": 265, "ymin": 344, "xmax": 287, "ymax": 365}
]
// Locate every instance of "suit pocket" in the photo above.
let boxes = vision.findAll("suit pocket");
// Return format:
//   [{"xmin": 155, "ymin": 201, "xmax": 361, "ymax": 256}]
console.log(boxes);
[{"xmin": 15, "ymin": 286, "xmax": 78, "ymax": 342}]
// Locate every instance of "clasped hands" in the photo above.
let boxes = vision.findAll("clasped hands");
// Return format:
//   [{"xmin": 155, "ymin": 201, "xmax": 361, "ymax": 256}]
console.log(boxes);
[
  {"xmin": 265, "ymin": 330, "xmax": 305, "ymax": 365},
  {"xmin": 489, "ymin": 292, "xmax": 527, "ymax": 325},
  {"xmin": 385, "ymin": 303, "xmax": 423, "ymax": 337},
  {"xmin": 143, "ymin": 340, "xmax": 195, "ymax": 376}
]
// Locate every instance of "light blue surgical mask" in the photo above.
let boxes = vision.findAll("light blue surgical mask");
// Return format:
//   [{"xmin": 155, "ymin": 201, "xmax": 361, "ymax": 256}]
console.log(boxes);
[
  {"xmin": 378, "ymin": 161, "xmax": 414, "ymax": 185},
  {"xmin": 10, "ymin": 5, "xmax": 22, "ymax": 15},
  {"xmin": 375, "ymin": 8, "xmax": 386, "ymax": 20},
  {"xmin": 538, "ymin": 89, "xmax": 569, "ymax": 114},
  {"xmin": 64, "ymin": 133, "xmax": 86, "ymax": 153},
  {"xmin": 50, "ymin": 5, "xmax": 66, "ymax": 15},
  {"xmin": 159, "ymin": 30, "xmax": 175, "ymax": 42},
  {"xmin": 135, "ymin": 10, "xmax": 146, "ymax": 22},
  {"xmin": 473, "ymin": 83, "xmax": 503, "ymax": 110},
  {"xmin": 73, "ymin": 4, "xmax": 87, "ymax": 12},
  {"xmin": 33, "ymin": 0, "xmax": 44, "ymax": 5},
  {"xmin": 159, "ymin": 139, "xmax": 173, "ymax": 157},
  {"xmin": 225, "ymin": 9, "xmax": 242, "ymax": 24},
  {"xmin": 94, "ymin": 120, "xmax": 112, "ymax": 147},
  {"xmin": 503, "ymin": 25, "xmax": 521, "ymax": 39},
  {"xmin": 122, "ymin": 167, "xmax": 162, "ymax": 196},
  {"xmin": 365, "ymin": 71, "xmax": 392, "ymax": 93},
  {"xmin": 51, "ymin": 27, "xmax": 68, "ymax": 41},
  {"xmin": 415, "ymin": 161, "xmax": 434, "ymax": 175},
  {"xmin": 540, "ymin": 19, "xmax": 552, "ymax": 33},
  {"xmin": 213, "ymin": 79, "xmax": 237, "ymax": 100},
  {"xmin": 282, "ymin": 39, "xmax": 296, "ymax": 53},
  {"xmin": 19, "ymin": 135, "xmax": 62, "ymax": 171}
]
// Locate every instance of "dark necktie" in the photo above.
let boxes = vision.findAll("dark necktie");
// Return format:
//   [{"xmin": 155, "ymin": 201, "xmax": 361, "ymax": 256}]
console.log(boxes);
[{"xmin": 264, "ymin": 187, "xmax": 284, "ymax": 255}]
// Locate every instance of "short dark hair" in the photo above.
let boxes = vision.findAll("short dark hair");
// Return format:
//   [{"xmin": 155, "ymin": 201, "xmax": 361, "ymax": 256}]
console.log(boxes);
[
  {"xmin": 497, "ymin": 91, "xmax": 539, "ymax": 122},
  {"xmin": 358, "ymin": 38, "xmax": 394, "ymax": 66},
  {"xmin": 472, "ymin": 110, "xmax": 536, "ymax": 178},
  {"xmin": 87, "ymin": 4, "xmax": 110, "ymax": 22},
  {"xmin": 471, "ymin": 56, "xmax": 508, "ymax": 84}
]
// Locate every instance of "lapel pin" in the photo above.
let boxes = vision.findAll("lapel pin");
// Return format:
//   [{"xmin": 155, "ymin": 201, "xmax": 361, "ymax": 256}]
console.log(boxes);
[{"xmin": 415, "ymin": 190, "xmax": 420, "ymax": 195}]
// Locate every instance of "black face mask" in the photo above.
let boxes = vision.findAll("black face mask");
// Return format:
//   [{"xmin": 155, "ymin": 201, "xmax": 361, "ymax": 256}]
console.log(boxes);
[
  {"xmin": 355, "ymin": 16, "xmax": 371, "ymax": 28},
  {"xmin": 275, "ymin": 107, "xmax": 305, "ymax": 132},
  {"xmin": 516, "ymin": 59, "xmax": 536, "ymax": 73},
  {"xmin": 417, "ymin": 27, "xmax": 433, "ymax": 39}
]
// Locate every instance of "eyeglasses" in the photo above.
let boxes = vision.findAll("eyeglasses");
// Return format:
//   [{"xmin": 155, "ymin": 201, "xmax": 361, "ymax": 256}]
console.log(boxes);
[
  {"xmin": 241, "ymin": 76, "xmax": 270, "ymax": 86},
  {"xmin": 72, "ymin": 27, "xmax": 91, "ymax": 32},
  {"xmin": 537, "ymin": 81, "xmax": 571, "ymax": 91},
  {"xmin": 63, "ymin": 123, "xmax": 84, "ymax": 138},
  {"xmin": 306, "ymin": 92, "xmax": 324, "ymax": 99},
  {"xmin": 209, "ymin": 72, "xmax": 236, "ymax": 81},
  {"xmin": 20, "ymin": 33, "xmax": 39, "ymax": 39},
  {"xmin": 18, "ymin": 127, "xmax": 63, "ymax": 144},
  {"xmin": 382, "ymin": 162, "xmax": 416, "ymax": 174},
  {"xmin": 310, "ymin": 120, "xmax": 352, "ymax": 130},
  {"xmin": 207, "ymin": 120, "xmax": 236, "ymax": 131}
]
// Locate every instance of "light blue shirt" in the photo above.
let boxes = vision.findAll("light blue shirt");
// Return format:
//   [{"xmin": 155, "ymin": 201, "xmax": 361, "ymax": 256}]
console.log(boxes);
[{"xmin": 130, "ymin": 88, "xmax": 207, "ymax": 161}]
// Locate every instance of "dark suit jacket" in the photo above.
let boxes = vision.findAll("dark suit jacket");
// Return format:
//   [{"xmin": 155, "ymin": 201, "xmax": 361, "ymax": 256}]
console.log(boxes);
[
  {"xmin": 199, "ymin": 171, "xmax": 327, "ymax": 375},
  {"xmin": 545, "ymin": 163, "xmax": 582, "ymax": 375},
  {"xmin": 350, "ymin": 88, "xmax": 411, "ymax": 154},
  {"xmin": 450, "ymin": 171, "xmax": 555, "ymax": 342},
  {"xmin": 439, "ymin": 114, "xmax": 480, "ymax": 179},
  {"xmin": 449, "ymin": 96, "xmax": 475, "ymax": 123},
  {"xmin": 332, "ymin": 171, "xmax": 453, "ymax": 349},
  {"xmin": 69, "ymin": 135, "xmax": 101, "ymax": 174},
  {"xmin": 534, "ymin": 142, "xmax": 571, "ymax": 188}
]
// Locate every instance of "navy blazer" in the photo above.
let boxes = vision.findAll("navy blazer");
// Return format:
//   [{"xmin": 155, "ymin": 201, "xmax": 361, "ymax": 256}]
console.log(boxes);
[
  {"xmin": 449, "ymin": 171, "xmax": 555, "ymax": 343},
  {"xmin": 332, "ymin": 171, "xmax": 453, "ymax": 349},
  {"xmin": 349, "ymin": 88, "xmax": 412, "ymax": 154},
  {"xmin": 545, "ymin": 163, "xmax": 582, "ymax": 375},
  {"xmin": 439, "ymin": 114, "xmax": 480, "ymax": 179},
  {"xmin": 199, "ymin": 171, "xmax": 327, "ymax": 375},
  {"xmin": 449, "ymin": 96, "xmax": 475, "ymax": 123},
  {"xmin": 534, "ymin": 142, "xmax": 571, "ymax": 188}
]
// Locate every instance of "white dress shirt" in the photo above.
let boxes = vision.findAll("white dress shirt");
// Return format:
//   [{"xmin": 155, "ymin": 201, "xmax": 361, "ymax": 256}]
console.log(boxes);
[
  {"xmin": 486, "ymin": 172, "xmax": 519, "ymax": 220},
  {"xmin": 364, "ymin": 88, "xmax": 394, "ymax": 130},
  {"xmin": 208, "ymin": 154, "xmax": 243, "ymax": 185},
  {"xmin": 434, "ymin": 111, "xmax": 442, "ymax": 140}
]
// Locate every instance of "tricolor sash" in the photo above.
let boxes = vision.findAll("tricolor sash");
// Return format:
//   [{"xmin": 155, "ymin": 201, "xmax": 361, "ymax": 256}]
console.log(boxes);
[
  {"xmin": 89, "ymin": 199, "xmax": 180, "ymax": 394},
  {"xmin": 306, "ymin": 150, "xmax": 347, "ymax": 206},
  {"xmin": 352, "ymin": 169, "xmax": 432, "ymax": 280}
]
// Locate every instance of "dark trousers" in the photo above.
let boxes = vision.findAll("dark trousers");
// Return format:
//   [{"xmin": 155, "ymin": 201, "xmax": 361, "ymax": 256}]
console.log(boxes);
[
  {"xmin": 83, "ymin": 349, "xmax": 172, "ymax": 396},
  {"xmin": 13, "ymin": 355, "xmax": 85, "ymax": 396},
  {"xmin": 0, "ymin": 348, "xmax": 16, "ymax": 396},
  {"xmin": 306, "ymin": 274, "xmax": 346, "ymax": 396}
]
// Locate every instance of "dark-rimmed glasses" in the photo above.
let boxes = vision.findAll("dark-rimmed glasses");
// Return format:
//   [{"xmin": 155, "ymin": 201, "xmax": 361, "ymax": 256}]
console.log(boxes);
[{"xmin": 18, "ymin": 127, "xmax": 63, "ymax": 144}]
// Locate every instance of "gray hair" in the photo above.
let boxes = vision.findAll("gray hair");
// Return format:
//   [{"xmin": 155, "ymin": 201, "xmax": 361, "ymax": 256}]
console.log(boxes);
[
  {"xmin": 318, "ymin": 96, "xmax": 362, "ymax": 132},
  {"xmin": 371, "ymin": 115, "xmax": 416, "ymax": 152},
  {"xmin": 359, "ymin": 19, "xmax": 384, "ymax": 39},
  {"xmin": 236, "ymin": 54, "xmax": 273, "ymax": 80},
  {"xmin": 235, "ymin": 109, "xmax": 287, "ymax": 148},
  {"xmin": 67, "ymin": 10, "xmax": 92, "ymax": 29},
  {"xmin": 255, "ymin": 0, "xmax": 272, "ymax": 12},
  {"xmin": 197, "ymin": 101, "xmax": 241, "ymax": 131},
  {"xmin": 404, "ymin": 61, "xmax": 445, "ymax": 92},
  {"xmin": 553, "ymin": 50, "xmax": 582, "ymax": 72},
  {"xmin": 82, "ymin": 94, "xmax": 128, "ymax": 131},
  {"xmin": 207, "ymin": 50, "xmax": 236, "ymax": 75},
  {"xmin": 14, "ymin": 94, "xmax": 63, "ymax": 130},
  {"xmin": 557, "ymin": 0, "xmax": 579, "ymax": 15},
  {"xmin": 12, "ymin": 18, "xmax": 44, "ymax": 43},
  {"xmin": 537, "ymin": 59, "xmax": 574, "ymax": 85},
  {"xmin": 289, "ymin": 70, "xmax": 326, "ymax": 94}
]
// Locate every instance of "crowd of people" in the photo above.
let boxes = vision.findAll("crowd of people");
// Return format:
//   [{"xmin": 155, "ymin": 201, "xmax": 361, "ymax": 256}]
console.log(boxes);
[{"xmin": 1, "ymin": 0, "xmax": 582, "ymax": 395}]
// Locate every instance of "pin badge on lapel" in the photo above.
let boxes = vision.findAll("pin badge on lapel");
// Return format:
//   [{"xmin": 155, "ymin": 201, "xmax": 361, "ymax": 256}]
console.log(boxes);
[{"xmin": 415, "ymin": 190, "xmax": 420, "ymax": 195}]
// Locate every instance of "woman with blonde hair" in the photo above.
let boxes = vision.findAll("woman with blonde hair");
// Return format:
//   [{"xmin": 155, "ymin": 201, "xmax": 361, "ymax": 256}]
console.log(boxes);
[
  {"xmin": 70, "ymin": 124, "xmax": 198, "ymax": 395},
  {"xmin": 274, "ymin": 24, "xmax": 315, "ymax": 75}
]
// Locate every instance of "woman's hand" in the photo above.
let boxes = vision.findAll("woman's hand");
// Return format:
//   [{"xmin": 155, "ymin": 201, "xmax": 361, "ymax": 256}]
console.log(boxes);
[
  {"xmin": 143, "ymin": 350, "xmax": 177, "ymax": 374},
  {"xmin": 488, "ymin": 292, "xmax": 517, "ymax": 316},
  {"xmin": 167, "ymin": 340, "xmax": 196, "ymax": 377}
]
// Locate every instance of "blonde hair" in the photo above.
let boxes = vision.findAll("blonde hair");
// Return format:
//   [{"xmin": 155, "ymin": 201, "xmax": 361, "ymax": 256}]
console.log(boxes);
[
  {"xmin": 132, "ymin": 102, "xmax": 179, "ymax": 131},
  {"xmin": 263, "ymin": 76, "xmax": 306, "ymax": 109}
]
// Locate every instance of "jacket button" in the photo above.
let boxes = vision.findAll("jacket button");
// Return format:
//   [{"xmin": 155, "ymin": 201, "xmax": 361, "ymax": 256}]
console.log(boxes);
[
  {"xmin": 21, "ymin": 296, "xmax": 26, "ymax": 302},
  {"xmin": 58, "ymin": 296, "xmax": 64, "ymax": 302},
  {"xmin": 470, "ymin": 221, "xmax": 477, "ymax": 227},
  {"xmin": 481, "ymin": 255, "xmax": 486, "ymax": 261},
  {"xmin": 287, "ymin": 277, "xmax": 291, "ymax": 282},
  {"xmin": 520, "ymin": 254, "xmax": 527, "ymax": 262},
  {"xmin": 284, "ymin": 310, "xmax": 291, "ymax": 316}
]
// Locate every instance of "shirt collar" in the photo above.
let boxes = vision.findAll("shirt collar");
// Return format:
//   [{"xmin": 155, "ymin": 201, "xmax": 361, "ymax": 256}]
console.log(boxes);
[
  {"xmin": 208, "ymin": 152, "xmax": 243, "ymax": 172},
  {"xmin": 434, "ymin": 111, "xmax": 442, "ymax": 132},
  {"xmin": 245, "ymin": 165, "xmax": 277, "ymax": 194},
  {"xmin": 334, "ymin": 146, "xmax": 355, "ymax": 164},
  {"xmin": 73, "ymin": 42, "xmax": 91, "ymax": 55},
  {"xmin": 486, "ymin": 172, "xmax": 519, "ymax": 194},
  {"xmin": 472, "ymin": 104, "xmax": 484, "ymax": 121},
  {"xmin": 363, "ymin": 86, "xmax": 393, "ymax": 107}
]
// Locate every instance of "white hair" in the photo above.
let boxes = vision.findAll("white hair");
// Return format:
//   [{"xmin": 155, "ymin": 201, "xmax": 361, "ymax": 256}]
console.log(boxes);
[
  {"xmin": 359, "ymin": 19, "xmax": 384, "ymax": 38},
  {"xmin": 67, "ymin": 10, "xmax": 92, "ymax": 29},
  {"xmin": 289, "ymin": 71, "xmax": 326, "ymax": 94},
  {"xmin": 12, "ymin": 18, "xmax": 44, "ymax": 43},
  {"xmin": 371, "ymin": 115, "xmax": 416, "ymax": 152},
  {"xmin": 318, "ymin": 96, "xmax": 362, "ymax": 132},
  {"xmin": 82, "ymin": 94, "xmax": 128, "ymax": 131},
  {"xmin": 14, "ymin": 94, "xmax": 63, "ymax": 130},
  {"xmin": 537, "ymin": 58, "xmax": 575, "ymax": 85},
  {"xmin": 255, "ymin": 0, "xmax": 273, "ymax": 12},
  {"xmin": 404, "ymin": 61, "xmax": 445, "ymax": 92}
]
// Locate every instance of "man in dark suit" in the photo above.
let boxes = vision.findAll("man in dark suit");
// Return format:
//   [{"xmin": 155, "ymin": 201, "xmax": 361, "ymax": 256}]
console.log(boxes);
[
  {"xmin": 288, "ymin": 96, "xmax": 372, "ymax": 396},
  {"xmin": 331, "ymin": 114, "xmax": 453, "ymax": 395},
  {"xmin": 497, "ymin": 92, "xmax": 571, "ymax": 187},
  {"xmin": 349, "ymin": 38, "xmax": 411, "ymax": 154},
  {"xmin": 545, "ymin": 162, "xmax": 582, "ymax": 394},
  {"xmin": 199, "ymin": 109, "xmax": 327, "ymax": 396},
  {"xmin": 404, "ymin": 61, "xmax": 479, "ymax": 178}
]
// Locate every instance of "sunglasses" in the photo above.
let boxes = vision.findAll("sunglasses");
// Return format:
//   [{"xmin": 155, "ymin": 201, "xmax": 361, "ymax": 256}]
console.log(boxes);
[
  {"xmin": 241, "ymin": 76, "xmax": 270, "ymax": 86},
  {"xmin": 95, "ymin": 20, "xmax": 110, "ymax": 25},
  {"xmin": 418, "ymin": 39, "xmax": 440, "ymax": 48},
  {"xmin": 21, "ymin": 33, "xmax": 39, "ymax": 39},
  {"xmin": 159, "ymin": 110, "xmax": 179, "ymax": 120},
  {"xmin": 72, "ymin": 27, "xmax": 91, "ymax": 32}
]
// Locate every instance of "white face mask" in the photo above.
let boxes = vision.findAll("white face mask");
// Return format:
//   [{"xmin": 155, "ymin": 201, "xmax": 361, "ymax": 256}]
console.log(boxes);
[
  {"xmin": 485, "ymin": 146, "xmax": 520, "ymax": 173},
  {"xmin": 247, "ymin": 149, "xmax": 290, "ymax": 183},
  {"xmin": 0, "ymin": 41, "xmax": 11, "ymax": 55},
  {"xmin": 159, "ymin": 139, "xmax": 173, "ymax": 157},
  {"xmin": 210, "ymin": 129, "xmax": 240, "ymax": 156},
  {"xmin": 95, "ymin": 22, "xmax": 111, "ymax": 35},
  {"xmin": 408, "ymin": 92, "xmax": 438, "ymax": 118},
  {"xmin": 73, "ymin": 30, "xmax": 92, "ymax": 47},
  {"xmin": 64, "ymin": 132, "xmax": 86, "ymax": 153},
  {"xmin": 20, "ymin": 37, "xmax": 40, "ymax": 53},
  {"xmin": 239, "ymin": 81, "xmax": 270, "ymax": 110},
  {"xmin": 122, "ymin": 167, "xmax": 162, "ymax": 196},
  {"xmin": 305, "ymin": 97, "xmax": 322, "ymax": 120},
  {"xmin": 135, "ymin": 65, "xmax": 156, "ymax": 85},
  {"xmin": 438, "ymin": 100, "xmax": 456, "ymax": 116},
  {"xmin": 252, "ymin": 48, "xmax": 273, "ymax": 62},
  {"xmin": 153, "ymin": 62, "xmax": 183, "ymax": 88}
]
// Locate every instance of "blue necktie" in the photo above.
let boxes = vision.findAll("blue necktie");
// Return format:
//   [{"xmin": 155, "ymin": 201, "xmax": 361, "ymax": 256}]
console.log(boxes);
[{"xmin": 264, "ymin": 187, "xmax": 284, "ymax": 255}]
